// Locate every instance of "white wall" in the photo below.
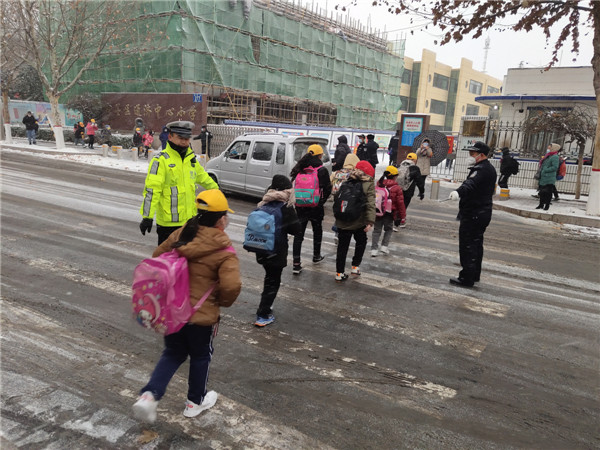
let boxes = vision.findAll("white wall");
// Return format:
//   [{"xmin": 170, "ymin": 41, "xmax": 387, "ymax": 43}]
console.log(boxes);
[{"xmin": 504, "ymin": 66, "xmax": 593, "ymax": 96}]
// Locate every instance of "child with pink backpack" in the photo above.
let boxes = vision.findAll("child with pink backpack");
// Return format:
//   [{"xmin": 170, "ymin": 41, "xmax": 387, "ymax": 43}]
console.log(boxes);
[
  {"xmin": 289, "ymin": 144, "xmax": 332, "ymax": 274},
  {"xmin": 132, "ymin": 190, "xmax": 241, "ymax": 423},
  {"xmin": 371, "ymin": 166, "xmax": 406, "ymax": 257}
]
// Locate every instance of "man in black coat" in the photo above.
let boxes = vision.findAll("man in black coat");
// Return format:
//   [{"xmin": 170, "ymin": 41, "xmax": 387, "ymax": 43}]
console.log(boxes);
[
  {"xmin": 364, "ymin": 134, "xmax": 379, "ymax": 172},
  {"xmin": 193, "ymin": 125, "xmax": 213, "ymax": 157},
  {"xmin": 388, "ymin": 130, "xmax": 400, "ymax": 166},
  {"xmin": 498, "ymin": 147, "xmax": 519, "ymax": 188},
  {"xmin": 333, "ymin": 135, "xmax": 351, "ymax": 171},
  {"xmin": 355, "ymin": 134, "xmax": 367, "ymax": 161},
  {"xmin": 22, "ymin": 111, "xmax": 37, "ymax": 145},
  {"xmin": 448, "ymin": 141, "xmax": 496, "ymax": 287}
]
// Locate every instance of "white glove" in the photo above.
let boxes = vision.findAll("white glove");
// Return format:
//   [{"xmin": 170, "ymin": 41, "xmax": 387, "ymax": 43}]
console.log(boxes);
[{"xmin": 449, "ymin": 191, "xmax": 460, "ymax": 201}]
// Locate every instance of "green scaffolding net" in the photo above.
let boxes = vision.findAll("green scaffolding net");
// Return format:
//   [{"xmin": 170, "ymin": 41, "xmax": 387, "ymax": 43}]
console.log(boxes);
[{"xmin": 71, "ymin": 0, "xmax": 404, "ymax": 129}]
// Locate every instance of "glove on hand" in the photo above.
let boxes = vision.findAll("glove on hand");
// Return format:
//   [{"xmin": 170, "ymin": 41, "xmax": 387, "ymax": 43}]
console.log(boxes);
[
  {"xmin": 449, "ymin": 191, "xmax": 460, "ymax": 201},
  {"xmin": 139, "ymin": 218, "xmax": 153, "ymax": 235}
]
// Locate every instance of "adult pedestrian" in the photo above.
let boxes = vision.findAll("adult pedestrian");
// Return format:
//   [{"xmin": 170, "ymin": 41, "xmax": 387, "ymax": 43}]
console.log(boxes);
[
  {"xmin": 355, "ymin": 134, "xmax": 367, "ymax": 160},
  {"xmin": 85, "ymin": 119, "xmax": 98, "ymax": 149},
  {"xmin": 388, "ymin": 130, "xmax": 400, "ymax": 166},
  {"xmin": 332, "ymin": 135, "xmax": 351, "ymax": 171},
  {"xmin": 22, "ymin": 111, "xmax": 37, "ymax": 145},
  {"xmin": 447, "ymin": 141, "xmax": 496, "ymax": 287},
  {"xmin": 498, "ymin": 147, "xmax": 519, "ymax": 189},
  {"xmin": 193, "ymin": 125, "xmax": 213, "ymax": 158},
  {"xmin": 445, "ymin": 147, "xmax": 456, "ymax": 170},
  {"xmin": 133, "ymin": 189, "xmax": 241, "ymax": 423},
  {"xmin": 159, "ymin": 126, "xmax": 169, "ymax": 150},
  {"xmin": 142, "ymin": 130, "xmax": 154, "ymax": 158},
  {"xmin": 371, "ymin": 165, "xmax": 406, "ymax": 256},
  {"xmin": 139, "ymin": 121, "xmax": 219, "ymax": 245},
  {"xmin": 416, "ymin": 138, "xmax": 433, "ymax": 191},
  {"xmin": 334, "ymin": 160, "xmax": 376, "ymax": 282},
  {"xmin": 253, "ymin": 175, "xmax": 301, "ymax": 327},
  {"xmin": 536, "ymin": 143, "xmax": 560, "ymax": 211},
  {"xmin": 364, "ymin": 134, "xmax": 379, "ymax": 172},
  {"xmin": 289, "ymin": 144, "xmax": 332, "ymax": 274}
]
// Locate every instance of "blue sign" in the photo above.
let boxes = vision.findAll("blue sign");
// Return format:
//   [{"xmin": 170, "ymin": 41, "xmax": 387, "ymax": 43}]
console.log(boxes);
[{"xmin": 193, "ymin": 94, "xmax": 203, "ymax": 103}]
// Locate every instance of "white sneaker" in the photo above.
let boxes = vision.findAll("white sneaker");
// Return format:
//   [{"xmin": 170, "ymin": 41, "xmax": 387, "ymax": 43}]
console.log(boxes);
[
  {"xmin": 371, "ymin": 249, "xmax": 378, "ymax": 257},
  {"xmin": 133, "ymin": 391, "xmax": 158, "ymax": 423},
  {"xmin": 351, "ymin": 266, "xmax": 361, "ymax": 275},
  {"xmin": 183, "ymin": 390, "xmax": 218, "ymax": 418},
  {"xmin": 380, "ymin": 246, "xmax": 389, "ymax": 255}
]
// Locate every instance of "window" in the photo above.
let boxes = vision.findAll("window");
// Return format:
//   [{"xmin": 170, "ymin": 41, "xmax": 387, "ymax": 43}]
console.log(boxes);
[
  {"xmin": 428, "ymin": 74, "xmax": 432, "ymax": 82},
  {"xmin": 276, "ymin": 143, "xmax": 286, "ymax": 164},
  {"xmin": 465, "ymin": 104, "xmax": 480, "ymax": 115},
  {"xmin": 399, "ymin": 96, "xmax": 409, "ymax": 110},
  {"xmin": 401, "ymin": 69, "xmax": 412, "ymax": 84},
  {"xmin": 251, "ymin": 142, "xmax": 274, "ymax": 161},
  {"xmin": 487, "ymin": 85, "xmax": 500, "ymax": 94},
  {"xmin": 469, "ymin": 80, "xmax": 483, "ymax": 95},
  {"xmin": 433, "ymin": 73, "xmax": 449, "ymax": 90},
  {"xmin": 430, "ymin": 99, "xmax": 447, "ymax": 115},
  {"xmin": 226, "ymin": 141, "xmax": 250, "ymax": 160}
]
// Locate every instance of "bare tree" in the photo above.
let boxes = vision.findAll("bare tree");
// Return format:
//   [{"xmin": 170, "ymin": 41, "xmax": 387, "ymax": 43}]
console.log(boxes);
[
  {"xmin": 522, "ymin": 106, "xmax": 596, "ymax": 199},
  {"xmin": 12, "ymin": 0, "xmax": 145, "ymax": 147},
  {"xmin": 351, "ymin": 0, "xmax": 600, "ymax": 215},
  {"xmin": 0, "ymin": 0, "xmax": 28, "ymax": 140}
]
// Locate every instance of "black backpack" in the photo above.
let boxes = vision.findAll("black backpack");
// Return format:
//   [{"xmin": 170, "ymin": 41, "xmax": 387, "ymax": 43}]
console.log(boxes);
[{"xmin": 333, "ymin": 179, "xmax": 366, "ymax": 222}]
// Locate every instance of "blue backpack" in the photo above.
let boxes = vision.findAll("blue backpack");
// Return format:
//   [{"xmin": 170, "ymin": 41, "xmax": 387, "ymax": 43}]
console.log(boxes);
[{"xmin": 243, "ymin": 201, "xmax": 284, "ymax": 255}]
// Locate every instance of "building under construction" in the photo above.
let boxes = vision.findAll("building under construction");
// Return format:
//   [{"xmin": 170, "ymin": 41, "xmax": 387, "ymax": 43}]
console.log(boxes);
[{"xmin": 72, "ymin": 0, "xmax": 405, "ymax": 130}]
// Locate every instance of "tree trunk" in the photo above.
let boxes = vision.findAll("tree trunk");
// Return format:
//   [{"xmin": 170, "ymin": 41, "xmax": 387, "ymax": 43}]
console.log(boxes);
[
  {"xmin": 1, "ymin": 88, "xmax": 9, "ymax": 141},
  {"xmin": 575, "ymin": 143, "xmax": 584, "ymax": 199},
  {"xmin": 587, "ymin": 2, "xmax": 600, "ymax": 215},
  {"xmin": 47, "ymin": 92, "xmax": 65, "ymax": 149}
]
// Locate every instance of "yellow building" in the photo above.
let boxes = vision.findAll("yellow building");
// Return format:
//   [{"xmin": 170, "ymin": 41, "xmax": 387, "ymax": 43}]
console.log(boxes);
[{"xmin": 398, "ymin": 49, "xmax": 502, "ymax": 133}]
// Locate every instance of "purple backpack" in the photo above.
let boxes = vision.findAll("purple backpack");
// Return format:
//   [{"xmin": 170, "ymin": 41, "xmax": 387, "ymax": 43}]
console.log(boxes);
[{"xmin": 131, "ymin": 247, "xmax": 235, "ymax": 335}]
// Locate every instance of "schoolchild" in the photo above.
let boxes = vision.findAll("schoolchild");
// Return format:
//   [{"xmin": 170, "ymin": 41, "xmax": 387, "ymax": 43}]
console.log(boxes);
[
  {"xmin": 253, "ymin": 175, "xmax": 301, "ymax": 327},
  {"xmin": 289, "ymin": 144, "xmax": 332, "ymax": 274},
  {"xmin": 133, "ymin": 189, "xmax": 241, "ymax": 423},
  {"xmin": 397, "ymin": 152, "xmax": 425, "ymax": 223},
  {"xmin": 333, "ymin": 160, "xmax": 376, "ymax": 282},
  {"xmin": 371, "ymin": 166, "xmax": 406, "ymax": 256},
  {"xmin": 330, "ymin": 153, "xmax": 359, "ymax": 244}
]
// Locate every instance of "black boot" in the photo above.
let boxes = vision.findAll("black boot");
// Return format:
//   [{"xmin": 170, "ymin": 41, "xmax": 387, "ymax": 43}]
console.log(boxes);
[
  {"xmin": 543, "ymin": 204, "xmax": 550, "ymax": 211},
  {"xmin": 535, "ymin": 204, "xmax": 543, "ymax": 209}
]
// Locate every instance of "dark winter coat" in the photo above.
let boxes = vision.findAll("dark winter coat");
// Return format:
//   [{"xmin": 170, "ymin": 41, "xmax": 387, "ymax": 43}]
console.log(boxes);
[
  {"xmin": 22, "ymin": 114, "xmax": 36, "ymax": 130},
  {"xmin": 356, "ymin": 142, "xmax": 367, "ymax": 161},
  {"xmin": 333, "ymin": 138, "xmax": 351, "ymax": 171},
  {"xmin": 74, "ymin": 125, "xmax": 85, "ymax": 139},
  {"xmin": 500, "ymin": 153, "xmax": 519, "ymax": 176},
  {"xmin": 456, "ymin": 158, "xmax": 497, "ymax": 218},
  {"xmin": 365, "ymin": 139, "xmax": 379, "ymax": 168},
  {"xmin": 380, "ymin": 178, "xmax": 406, "ymax": 221},
  {"xmin": 388, "ymin": 135, "xmax": 399, "ymax": 156},
  {"xmin": 133, "ymin": 132, "xmax": 143, "ymax": 146},
  {"xmin": 398, "ymin": 160, "xmax": 424, "ymax": 198},
  {"xmin": 255, "ymin": 191, "xmax": 301, "ymax": 267}
]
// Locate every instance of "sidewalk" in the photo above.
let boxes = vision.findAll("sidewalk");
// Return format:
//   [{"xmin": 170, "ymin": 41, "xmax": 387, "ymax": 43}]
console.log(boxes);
[{"xmin": 2, "ymin": 137, "xmax": 599, "ymax": 229}]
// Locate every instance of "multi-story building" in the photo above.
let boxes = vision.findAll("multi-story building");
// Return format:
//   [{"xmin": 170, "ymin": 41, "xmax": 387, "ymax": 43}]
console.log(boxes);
[
  {"xmin": 399, "ymin": 49, "xmax": 502, "ymax": 134},
  {"xmin": 68, "ymin": 0, "xmax": 405, "ymax": 131}
]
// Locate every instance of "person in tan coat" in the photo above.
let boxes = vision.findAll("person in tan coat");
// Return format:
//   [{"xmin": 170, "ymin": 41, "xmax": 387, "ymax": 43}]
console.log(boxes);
[{"xmin": 133, "ymin": 189, "xmax": 241, "ymax": 423}]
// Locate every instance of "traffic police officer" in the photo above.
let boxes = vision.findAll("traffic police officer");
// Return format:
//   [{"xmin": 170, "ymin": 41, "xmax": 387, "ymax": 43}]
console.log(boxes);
[
  {"xmin": 140, "ymin": 121, "xmax": 219, "ymax": 245},
  {"xmin": 448, "ymin": 141, "xmax": 496, "ymax": 287}
]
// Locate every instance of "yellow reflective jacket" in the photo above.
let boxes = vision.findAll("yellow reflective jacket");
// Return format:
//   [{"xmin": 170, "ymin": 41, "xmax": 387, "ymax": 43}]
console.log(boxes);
[{"xmin": 140, "ymin": 144, "xmax": 219, "ymax": 227}]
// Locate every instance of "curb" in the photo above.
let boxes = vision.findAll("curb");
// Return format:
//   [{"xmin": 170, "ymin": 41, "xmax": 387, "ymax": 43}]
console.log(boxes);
[
  {"xmin": 493, "ymin": 202, "xmax": 600, "ymax": 228},
  {"xmin": 0, "ymin": 142, "xmax": 102, "ymax": 156}
]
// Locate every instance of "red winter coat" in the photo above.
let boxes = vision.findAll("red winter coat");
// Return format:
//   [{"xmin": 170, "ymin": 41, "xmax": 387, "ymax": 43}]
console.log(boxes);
[{"xmin": 381, "ymin": 178, "xmax": 406, "ymax": 221}]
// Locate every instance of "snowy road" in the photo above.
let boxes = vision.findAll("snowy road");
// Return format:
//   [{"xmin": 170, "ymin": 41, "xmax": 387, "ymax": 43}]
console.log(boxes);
[{"xmin": 1, "ymin": 151, "xmax": 599, "ymax": 449}]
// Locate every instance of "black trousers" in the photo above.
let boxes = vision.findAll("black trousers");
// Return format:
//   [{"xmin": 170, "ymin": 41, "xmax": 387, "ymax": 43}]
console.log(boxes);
[
  {"xmin": 458, "ymin": 211, "xmax": 491, "ymax": 283},
  {"xmin": 88, "ymin": 135, "xmax": 95, "ymax": 148},
  {"xmin": 157, "ymin": 225, "xmax": 180, "ymax": 245},
  {"xmin": 256, "ymin": 262, "xmax": 284, "ymax": 318},
  {"xmin": 498, "ymin": 174, "xmax": 510, "ymax": 188},
  {"xmin": 293, "ymin": 213, "xmax": 323, "ymax": 262},
  {"xmin": 539, "ymin": 184, "xmax": 554, "ymax": 208},
  {"xmin": 336, "ymin": 228, "xmax": 367, "ymax": 274}
]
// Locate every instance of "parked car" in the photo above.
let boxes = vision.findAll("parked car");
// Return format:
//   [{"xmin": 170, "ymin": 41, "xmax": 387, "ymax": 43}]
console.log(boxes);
[{"xmin": 204, "ymin": 134, "xmax": 331, "ymax": 198}]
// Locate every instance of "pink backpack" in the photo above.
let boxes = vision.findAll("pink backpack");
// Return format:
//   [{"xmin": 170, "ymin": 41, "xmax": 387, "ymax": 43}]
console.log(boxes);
[
  {"xmin": 375, "ymin": 185, "xmax": 392, "ymax": 217},
  {"xmin": 294, "ymin": 166, "xmax": 321, "ymax": 207},
  {"xmin": 131, "ymin": 247, "xmax": 235, "ymax": 335}
]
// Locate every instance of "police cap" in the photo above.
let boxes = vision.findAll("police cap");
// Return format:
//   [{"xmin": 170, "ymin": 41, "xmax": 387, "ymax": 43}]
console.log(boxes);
[
  {"xmin": 464, "ymin": 141, "xmax": 491, "ymax": 155},
  {"xmin": 166, "ymin": 121, "xmax": 195, "ymax": 138}
]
